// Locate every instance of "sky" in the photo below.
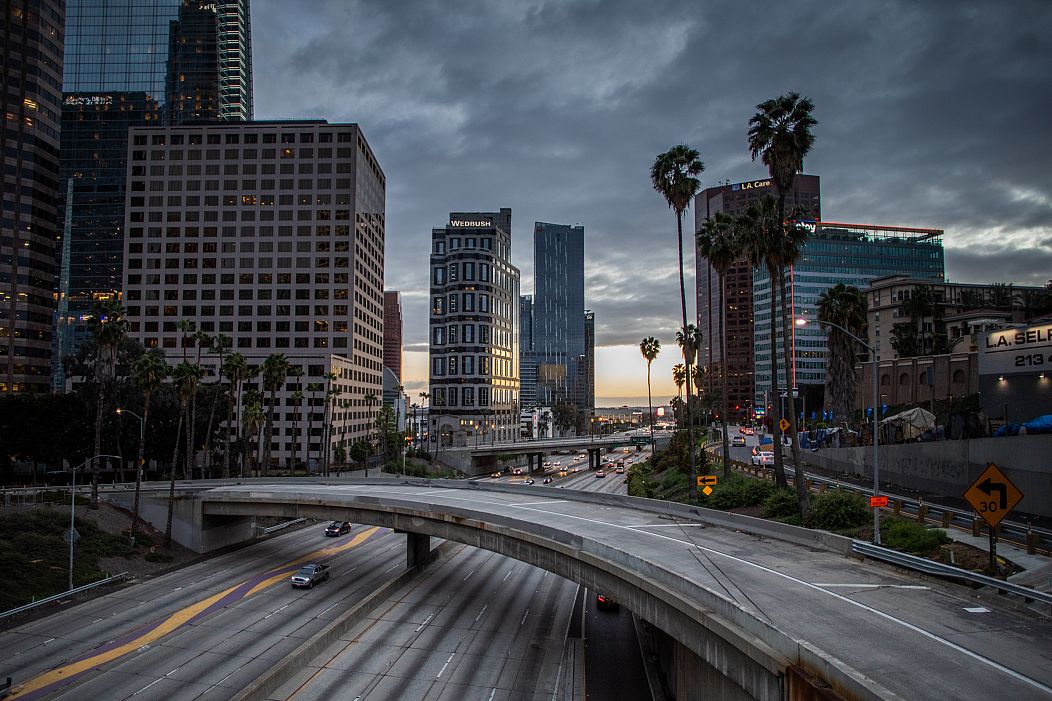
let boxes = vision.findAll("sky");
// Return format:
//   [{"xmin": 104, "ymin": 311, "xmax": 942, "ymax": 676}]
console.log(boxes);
[{"xmin": 251, "ymin": 0, "xmax": 1052, "ymax": 405}]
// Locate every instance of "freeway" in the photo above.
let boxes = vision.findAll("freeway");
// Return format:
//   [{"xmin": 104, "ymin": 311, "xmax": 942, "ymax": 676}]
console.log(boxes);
[{"xmin": 202, "ymin": 481, "xmax": 1052, "ymax": 700}]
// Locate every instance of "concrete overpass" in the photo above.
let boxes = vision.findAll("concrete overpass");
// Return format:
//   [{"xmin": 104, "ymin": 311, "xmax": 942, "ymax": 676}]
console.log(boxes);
[
  {"xmin": 435, "ymin": 431, "xmax": 672, "ymax": 475},
  {"xmin": 167, "ymin": 478, "xmax": 1052, "ymax": 701}
]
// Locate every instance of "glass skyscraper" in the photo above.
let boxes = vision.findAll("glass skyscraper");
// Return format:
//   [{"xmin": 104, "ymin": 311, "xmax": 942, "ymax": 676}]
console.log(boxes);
[
  {"xmin": 1, "ymin": 0, "xmax": 65, "ymax": 394},
  {"xmin": 753, "ymin": 221, "xmax": 945, "ymax": 413},
  {"xmin": 54, "ymin": 0, "xmax": 252, "ymax": 387},
  {"xmin": 530, "ymin": 222, "xmax": 592, "ymax": 422}
]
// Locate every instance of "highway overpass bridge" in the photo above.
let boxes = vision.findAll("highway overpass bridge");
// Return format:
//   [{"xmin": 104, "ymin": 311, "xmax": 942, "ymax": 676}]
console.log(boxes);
[
  {"xmin": 435, "ymin": 431, "xmax": 672, "ymax": 475},
  {"xmin": 114, "ymin": 477, "xmax": 1052, "ymax": 701}
]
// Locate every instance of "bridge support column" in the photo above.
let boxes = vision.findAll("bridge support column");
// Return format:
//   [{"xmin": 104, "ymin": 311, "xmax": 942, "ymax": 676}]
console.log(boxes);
[{"xmin": 406, "ymin": 532, "xmax": 433, "ymax": 569}]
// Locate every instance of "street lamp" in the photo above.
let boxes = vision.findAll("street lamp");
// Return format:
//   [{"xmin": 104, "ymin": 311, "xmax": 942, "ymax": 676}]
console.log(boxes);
[
  {"xmin": 797, "ymin": 317, "xmax": 882, "ymax": 545},
  {"xmin": 68, "ymin": 454, "xmax": 122, "ymax": 591},
  {"xmin": 115, "ymin": 408, "xmax": 144, "ymax": 477}
]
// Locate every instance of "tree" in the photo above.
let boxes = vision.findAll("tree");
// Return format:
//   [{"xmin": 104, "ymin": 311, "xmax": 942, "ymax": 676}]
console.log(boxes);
[
  {"xmin": 418, "ymin": 391, "xmax": 430, "ymax": 450},
  {"xmin": 305, "ymin": 381, "xmax": 324, "ymax": 472},
  {"xmin": 86, "ymin": 300, "xmax": 128, "ymax": 507},
  {"xmin": 697, "ymin": 211, "xmax": 738, "ymax": 477},
  {"xmin": 737, "ymin": 196, "xmax": 789, "ymax": 489},
  {"xmin": 130, "ymin": 350, "xmax": 168, "ymax": 534},
  {"xmin": 201, "ymin": 333, "xmax": 229, "ymax": 478},
  {"xmin": 394, "ymin": 383, "xmax": 405, "ymax": 458},
  {"xmin": 260, "ymin": 353, "xmax": 290, "ymax": 475},
  {"xmin": 651, "ymin": 145, "xmax": 704, "ymax": 502},
  {"xmin": 748, "ymin": 91, "xmax": 817, "ymax": 520},
  {"xmin": 361, "ymin": 390, "xmax": 378, "ymax": 475},
  {"xmin": 671, "ymin": 363, "xmax": 686, "ymax": 425},
  {"xmin": 639, "ymin": 337, "xmax": 661, "ymax": 449},
  {"xmin": 551, "ymin": 403, "xmax": 578, "ymax": 437},
  {"xmin": 288, "ymin": 365, "xmax": 305, "ymax": 471},
  {"xmin": 988, "ymin": 282, "xmax": 1018, "ymax": 311},
  {"xmin": 817, "ymin": 284, "xmax": 868, "ymax": 425},
  {"xmin": 221, "ymin": 353, "xmax": 252, "ymax": 478},
  {"xmin": 166, "ymin": 361, "xmax": 201, "ymax": 548},
  {"xmin": 241, "ymin": 394, "xmax": 265, "ymax": 477}
]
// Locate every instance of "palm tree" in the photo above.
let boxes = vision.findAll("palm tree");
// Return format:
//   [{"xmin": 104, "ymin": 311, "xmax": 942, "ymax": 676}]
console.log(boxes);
[
  {"xmin": 221, "ymin": 352, "xmax": 252, "ymax": 478},
  {"xmin": 817, "ymin": 284, "xmax": 868, "ymax": 426},
  {"xmin": 676, "ymin": 326, "xmax": 702, "ymax": 419},
  {"xmin": 322, "ymin": 372, "xmax": 342, "ymax": 475},
  {"xmin": 288, "ymin": 365, "xmax": 305, "ymax": 471},
  {"xmin": 201, "ymin": 333, "xmax": 229, "ymax": 479},
  {"xmin": 362, "ymin": 390, "xmax": 378, "ymax": 476},
  {"xmin": 166, "ymin": 361, "xmax": 201, "ymax": 548},
  {"xmin": 418, "ymin": 391, "xmax": 430, "ymax": 450},
  {"xmin": 260, "ymin": 353, "xmax": 290, "ymax": 475},
  {"xmin": 697, "ymin": 211, "xmax": 738, "ymax": 477},
  {"xmin": 651, "ymin": 145, "xmax": 704, "ymax": 501},
  {"xmin": 305, "ymin": 381, "xmax": 323, "ymax": 472},
  {"xmin": 130, "ymin": 350, "xmax": 167, "ymax": 534},
  {"xmin": 87, "ymin": 300, "xmax": 128, "ymax": 508},
  {"xmin": 736, "ymin": 197, "xmax": 789, "ymax": 489},
  {"xmin": 748, "ymin": 92, "xmax": 818, "ymax": 519},
  {"xmin": 672, "ymin": 363, "xmax": 686, "ymax": 417},
  {"xmin": 394, "ymin": 383, "xmax": 405, "ymax": 459},
  {"xmin": 639, "ymin": 337, "xmax": 661, "ymax": 451},
  {"xmin": 241, "ymin": 396, "xmax": 265, "ymax": 477}
]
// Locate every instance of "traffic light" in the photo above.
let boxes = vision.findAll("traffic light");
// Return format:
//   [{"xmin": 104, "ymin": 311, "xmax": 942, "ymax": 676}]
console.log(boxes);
[{"xmin": 404, "ymin": 435, "xmax": 412, "ymax": 445}]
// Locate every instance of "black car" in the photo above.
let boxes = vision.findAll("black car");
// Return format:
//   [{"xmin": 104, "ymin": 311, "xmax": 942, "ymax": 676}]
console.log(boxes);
[
  {"xmin": 325, "ymin": 521, "xmax": 351, "ymax": 536},
  {"xmin": 596, "ymin": 593, "xmax": 619, "ymax": 611}
]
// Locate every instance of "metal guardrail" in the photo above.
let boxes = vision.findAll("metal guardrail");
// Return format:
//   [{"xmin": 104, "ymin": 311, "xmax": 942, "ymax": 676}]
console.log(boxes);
[
  {"xmin": 0, "ymin": 676, "xmax": 11, "ymax": 699},
  {"xmin": 0, "ymin": 572, "xmax": 130, "ymax": 621},
  {"xmin": 851, "ymin": 541, "xmax": 1052, "ymax": 605},
  {"xmin": 261, "ymin": 518, "xmax": 306, "ymax": 534}
]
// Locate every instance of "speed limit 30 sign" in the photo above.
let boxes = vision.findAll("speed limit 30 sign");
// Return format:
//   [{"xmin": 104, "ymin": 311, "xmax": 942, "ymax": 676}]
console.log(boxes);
[{"xmin": 964, "ymin": 463, "xmax": 1023, "ymax": 529}]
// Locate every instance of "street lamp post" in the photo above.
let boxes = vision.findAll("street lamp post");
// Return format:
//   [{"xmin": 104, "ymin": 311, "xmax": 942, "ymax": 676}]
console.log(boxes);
[
  {"xmin": 69, "ymin": 454, "xmax": 122, "ymax": 591},
  {"xmin": 798, "ymin": 317, "xmax": 882, "ymax": 545}
]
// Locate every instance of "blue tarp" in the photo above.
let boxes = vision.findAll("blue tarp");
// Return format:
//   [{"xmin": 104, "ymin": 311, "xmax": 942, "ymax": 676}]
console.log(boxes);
[{"xmin": 1023, "ymin": 414, "xmax": 1052, "ymax": 434}]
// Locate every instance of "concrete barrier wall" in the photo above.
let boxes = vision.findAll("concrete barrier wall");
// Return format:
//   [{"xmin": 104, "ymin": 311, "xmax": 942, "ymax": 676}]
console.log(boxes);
[{"xmin": 801, "ymin": 434, "xmax": 1052, "ymax": 518}]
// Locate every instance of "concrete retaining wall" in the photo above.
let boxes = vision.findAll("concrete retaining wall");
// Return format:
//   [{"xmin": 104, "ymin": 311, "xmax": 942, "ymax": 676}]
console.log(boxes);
[
  {"xmin": 802, "ymin": 434, "xmax": 1052, "ymax": 518},
  {"xmin": 103, "ymin": 487, "xmax": 256, "ymax": 552}
]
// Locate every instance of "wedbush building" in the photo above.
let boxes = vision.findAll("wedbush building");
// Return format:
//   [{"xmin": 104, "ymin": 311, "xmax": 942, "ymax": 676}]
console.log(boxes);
[{"xmin": 428, "ymin": 209, "xmax": 521, "ymax": 447}]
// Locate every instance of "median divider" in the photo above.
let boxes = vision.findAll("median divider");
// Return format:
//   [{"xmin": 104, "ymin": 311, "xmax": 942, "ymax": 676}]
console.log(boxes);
[{"xmin": 229, "ymin": 540, "xmax": 457, "ymax": 701}]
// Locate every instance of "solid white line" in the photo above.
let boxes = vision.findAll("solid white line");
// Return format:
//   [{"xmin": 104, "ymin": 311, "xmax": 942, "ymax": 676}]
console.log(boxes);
[
  {"xmin": 384, "ymin": 564, "xmax": 400, "ymax": 573},
  {"xmin": 629, "ymin": 523, "xmax": 707, "ymax": 528},
  {"xmin": 463, "ymin": 567, "xmax": 477, "ymax": 581},
  {"xmin": 42, "ymin": 638, "xmax": 55, "ymax": 645},
  {"xmin": 507, "ymin": 500, "xmax": 567, "ymax": 507},
  {"xmin": 131, "ymin": 678, "xmax": 164, "ymax": 696},
  {"xmin": 488, "ymin": 688, "xmax": 497, "ymax": 701},
  {"xmin": 340, "ymin": 566, "xmax": 358, "ymax": 576},
  {"xmin": 414, "ymin": 613, "xmax": 434, "ymax": 632},
  {"xmin": 814, "ymin": 584, "xmax": 929, "ymax": 590},
  {"xmin": 319, "ymin": 602, "xmax": 340, "ymax": 616}
]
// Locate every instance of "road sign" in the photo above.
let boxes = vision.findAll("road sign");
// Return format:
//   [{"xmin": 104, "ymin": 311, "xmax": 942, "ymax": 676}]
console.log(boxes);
[
  {"xmin": 964, "ymin": 463, "xmax": 1023, "ymax": 529},
  {"xmin": 63, "ymin": 527, "xmax": 80, "ymax": 544},
  {"xmin": 779, "ymin": 418, "xmax": 790, "ymax": 432},
  {"xmin": 696, "ymin": 475, "xmax": 717, "ymax": 496},
  {"xmin": 869, "ymin": 495, "xmax": 888, "ymax": 508}
]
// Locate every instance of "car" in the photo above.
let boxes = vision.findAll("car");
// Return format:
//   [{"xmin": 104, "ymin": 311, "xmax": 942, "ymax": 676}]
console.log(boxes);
[
  {"xmin": 512, "ymin": 467, "xmax": 523, "ymax": 475},
  {"xmin": 324, "ymin": 521, "xmax": 351, "ymax": 537},
  {"xmin": 491, "ymin": 471, "xmax": 501, "ymax": 478},
  {"xmin": 615, "ymin": 466, "xmax": 624, "ymax": 474},
  {"xmin": 732, "ymin": 435, "xmax": 746, "ymax": 447},
  {"xmin": 596, "ymin": 593, "xmax": 619, "ymax": 611},
  {"xmin": 751, "ymin": 451, "xmax": 774, "ymax": 466},
  {"xmin": 743, "ymin": 427, "xmax": 755, "ymax": 435},
  {"xmin": 543, "ymin": 460, "xmax": 553, "ymax": 467},
  {"xmin": 595, "ymin": 470, "xmax": 605, "ymax": 478},
  {"xmin": 739, "ymin": 426, "xmax": 748, "ymax": 434},
  {"xmin": 552, "ymin": 461, "xmax": 561, "ymax": 467},
  {"xmin": 290, "ymin": 563, "xmax": 330, "ymax": 588},
  {"xmin": 571, "ymin": 467, "xmax": 580, "ymax": 473},
  {"xmin": 543, "ymin": 476, "xmax": 553, "ymax": 484},
  {"xmin": 523, "ymin": 477, "xmax": 535, "ymax": 485}
]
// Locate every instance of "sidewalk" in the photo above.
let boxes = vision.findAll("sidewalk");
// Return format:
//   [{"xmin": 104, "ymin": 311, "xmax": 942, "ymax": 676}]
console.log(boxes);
[{"xmin": 942, "ymin": 527, "xmax": 1052, "ymax": 594}]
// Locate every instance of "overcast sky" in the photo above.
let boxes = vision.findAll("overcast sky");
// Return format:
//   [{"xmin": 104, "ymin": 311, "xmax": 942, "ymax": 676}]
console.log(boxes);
[{"xmin": 252, "ymin": 0, "xmax": 1052, "ymax": 402}]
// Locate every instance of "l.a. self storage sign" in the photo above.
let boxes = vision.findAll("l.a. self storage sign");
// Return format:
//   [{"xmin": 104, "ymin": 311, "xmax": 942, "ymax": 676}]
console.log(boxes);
[{"xmin": 978, "ymin": 323, "xmax": 1052, "ymax": 377}]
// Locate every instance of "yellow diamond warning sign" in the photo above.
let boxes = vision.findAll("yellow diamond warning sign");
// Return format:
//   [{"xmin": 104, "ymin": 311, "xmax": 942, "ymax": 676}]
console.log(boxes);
[{"xmin": 964, "ymin": 463, "xmax": 1023, "ymax": 529}]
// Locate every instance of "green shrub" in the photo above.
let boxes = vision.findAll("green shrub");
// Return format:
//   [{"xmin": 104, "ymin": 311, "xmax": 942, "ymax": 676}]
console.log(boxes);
[
  {"xmin": 626, "ymin": 463, "xmax": 654, "ymax": 498},
  {"xmin": 763, "ymin": 489, "xmax": 799, "ymax": 519},
  {"xmin": 810, "ymin": 491, "xmax": 868, "ymax": 531},
  {"xmin": 705, "ymin": 474, "xmax": 775, "ymax": 510},
  {"xmin": 144, "ymin": 551, "xmax": 174, "ymax": 563},
  {"xmin": 655, "ymin": 470, "xmax": 690, "ymax": 501},
  {"xmin": 881, "ymin": 518, "xmax": 951, "ymax": 555}
]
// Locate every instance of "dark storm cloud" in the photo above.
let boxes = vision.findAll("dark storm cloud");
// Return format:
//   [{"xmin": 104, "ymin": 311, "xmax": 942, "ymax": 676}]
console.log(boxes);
[{"xmin": 252, "ymin": 0, "xmax": 1052, "ymax": 350}]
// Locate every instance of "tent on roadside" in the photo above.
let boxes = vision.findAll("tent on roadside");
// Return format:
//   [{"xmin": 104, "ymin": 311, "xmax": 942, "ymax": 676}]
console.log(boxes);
[{"xmin": 880, "ymin": 407, "xmax": 936, "ymax": 442}]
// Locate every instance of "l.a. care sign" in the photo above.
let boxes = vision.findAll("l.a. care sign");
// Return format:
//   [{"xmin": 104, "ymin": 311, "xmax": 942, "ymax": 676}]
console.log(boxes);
[{"xmin": 978, "ymin": 322, "xmax": 1052, "ymax": 376}]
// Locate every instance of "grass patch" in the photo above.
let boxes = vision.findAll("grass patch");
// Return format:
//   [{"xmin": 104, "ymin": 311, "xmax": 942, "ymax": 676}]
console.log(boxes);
[{"xmin": 881, "ymin": 517, "xmax": 951, "ymax": 555}]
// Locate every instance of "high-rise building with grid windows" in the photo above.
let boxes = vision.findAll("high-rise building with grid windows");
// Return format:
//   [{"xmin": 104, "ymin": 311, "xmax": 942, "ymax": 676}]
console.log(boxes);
[
  {"xmin": 54, "ymin": 0, "xmax": 252, "ymax": 388},
  {"xmin": 1, "ymin": 0, "xmax": 65, "ymax": 394},
  {"xmin": 428, "ymin": 209, "xmax": 521, "ymax": 447},
  {"xmin": 121, "ymin": 120, "xmax": 385, "ymax": 467}
]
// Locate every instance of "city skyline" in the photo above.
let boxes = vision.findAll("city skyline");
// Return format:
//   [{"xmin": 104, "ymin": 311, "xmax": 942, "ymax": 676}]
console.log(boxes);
[{"xmin": 208, "ymin": 2, "xmax": 1052, "ymax": 401}]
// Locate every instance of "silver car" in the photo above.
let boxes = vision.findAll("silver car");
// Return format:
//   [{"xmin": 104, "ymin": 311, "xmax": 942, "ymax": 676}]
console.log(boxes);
[{"xmin": 290, "ymin": 563, "xmax": 330, "ymax": 588}]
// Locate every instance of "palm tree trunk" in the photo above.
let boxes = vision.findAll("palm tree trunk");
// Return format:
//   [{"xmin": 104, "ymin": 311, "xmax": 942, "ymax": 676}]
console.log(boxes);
[
  {"xmin": 132, "ymin": 391, "xmax": 150, "ymax": 534},
  {"xmin": 719, "ymin": 274, "xmax": 731, "ymax": 478},
  {"xmin": 262, "ymin": 391, "xmax": 274, "ymax": 476},
  {"xmin": 675, "ymin": 210, "xmax": 698, "ymax": 501},
  {"xmin": 646, "ymin": 362, "xmax": 655, "ymax": 453},
  {"xmin": 306, "ymin": 391, "xmax": 315, "ymax": 473},
  {"xmin": 202, "ymin": 385, "xmax": 221, "ymax": 479},
  {"xmin": 223, "ymin": 386, "xmax": 233, "ymax": 479},
  {"xmin": 91, "ymin": 387, "xmax": 104, "ymax": 508},
  {"xmin": 166, "ymin": 411, "xmax": 183, "ymax": 550},
  {"xmin": 778, "ymin": 268, "xmax": 811, "ymax": 518},
  {"xmin": 767, "ymin": 265, "xmax": 788, "ymax": 489},
  {"xmin": 183, "ymin": 404, "xmax": 193, "ymax": 481}
]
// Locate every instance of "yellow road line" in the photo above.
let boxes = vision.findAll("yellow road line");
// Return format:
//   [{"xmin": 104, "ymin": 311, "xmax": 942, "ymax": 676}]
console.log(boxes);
[{"xmin": 11, "ymin": 527, "xmax": 381, "ymax": 698}]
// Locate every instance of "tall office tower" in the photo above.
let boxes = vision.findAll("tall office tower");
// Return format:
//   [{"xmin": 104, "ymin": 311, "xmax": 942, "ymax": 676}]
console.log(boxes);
[
  {"xmin": 532, "ymin": 222, "xmax": 590, "ymax": 422},
  {"xmin": 54, "ymin": 0, "xmax": 252, "ymax": 388},
  {"xmin": 428, "ymin": 209, "xmax": 520, "ymax": 447},
  {"xmin": 382, "ymin": 290, "xmax": 402, "ymax": 381},
  {"xmin": 518, "ymin": 294, "xmax": 537, "ymax": 407},
  {"xmin": 579, "ymin": 310, "xmax": 595, "ymax": 421},
  {"xmin": 753, "ymin": 222, "xmax": 945, "ymax": 417},
  {"xmin": 122, "ymin": 121, "xmax": 386, "ymax": 467},
  {"xmin": 1, "ymin": 0, "xmax": 65, "ymax": 394},
  {"xmin": 694, "ymin": 175, "xmax": 820, "ymax": 421}
]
